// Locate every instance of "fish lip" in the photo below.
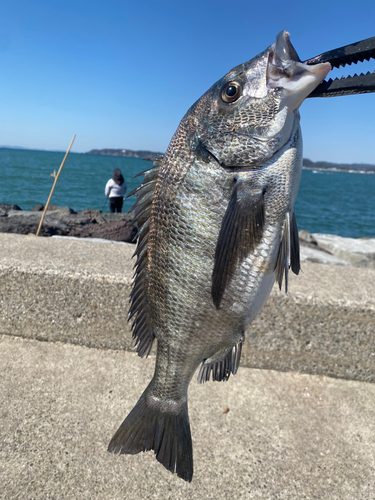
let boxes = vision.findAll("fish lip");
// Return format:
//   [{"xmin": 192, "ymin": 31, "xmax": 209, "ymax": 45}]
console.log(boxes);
[
  {"xmin": 285, "ymin": 34, "xmax": 301, "ymax": 63},
  {"xmin": 274, "ymin": 30, "xmax": 301, "ymax": 63},
  {"xmin": 267, "ymin": 31, "xmax": 331, "ymax": 107},
  {"xmin": 271, "ymin": 30, "xmax": 331, "ymax": 77}
]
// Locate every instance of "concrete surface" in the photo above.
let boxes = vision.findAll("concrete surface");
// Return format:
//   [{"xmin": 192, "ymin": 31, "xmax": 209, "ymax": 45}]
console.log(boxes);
[
  {"xmin": 1, "ymin": 233, "xmax": 374, "ymax": 382},
  {"xmin": 1, "ymin": 233, "xmax": 375, "ymax": 499},
  {"xmin": 1, "ymin": 335, "xmax": 375, "ymax": 499}
]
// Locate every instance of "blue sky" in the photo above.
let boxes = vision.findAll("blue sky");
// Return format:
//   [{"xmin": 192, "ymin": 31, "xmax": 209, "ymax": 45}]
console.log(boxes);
[{"xmin": 1, "ymin": 0, "xmax": 375, "ymax": 163}]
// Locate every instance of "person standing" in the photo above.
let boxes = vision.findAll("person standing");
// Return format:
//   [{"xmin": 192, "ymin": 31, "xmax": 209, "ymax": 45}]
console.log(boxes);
[{"xmin": 105, "ymin": 168, "xmax": 127, "ymax": 213}]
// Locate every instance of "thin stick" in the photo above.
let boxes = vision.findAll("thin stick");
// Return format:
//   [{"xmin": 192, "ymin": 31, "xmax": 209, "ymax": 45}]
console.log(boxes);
[{"xmin": 36, "ymin": 135, "xmax": 76, "ymax": 237}]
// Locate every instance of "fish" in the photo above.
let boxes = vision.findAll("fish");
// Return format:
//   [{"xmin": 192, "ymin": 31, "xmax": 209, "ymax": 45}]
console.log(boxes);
[{"xmin": 107, "ymin": 30, "xmax": 331, "ymax": 482}]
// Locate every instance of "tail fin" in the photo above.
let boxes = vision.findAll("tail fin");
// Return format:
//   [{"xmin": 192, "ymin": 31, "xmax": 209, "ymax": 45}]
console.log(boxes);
[{"xmin": 108, "ymin": 389, "xmax": 193, "ymax": 482}]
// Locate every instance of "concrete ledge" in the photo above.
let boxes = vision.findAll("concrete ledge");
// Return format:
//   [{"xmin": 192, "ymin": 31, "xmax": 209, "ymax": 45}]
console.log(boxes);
[
  {"xmin": 1, "ymin": 233, "xmax": 375, "ymax": 382},
  {"xmin": 1, "ymin": 335, "xmax": 374, "ymax": 498}
]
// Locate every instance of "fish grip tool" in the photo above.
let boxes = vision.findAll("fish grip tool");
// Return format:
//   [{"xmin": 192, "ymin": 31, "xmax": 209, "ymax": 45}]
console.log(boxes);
[{"xmin": 304, "ymin": 35, "xmax": 375, "ymax": 98}]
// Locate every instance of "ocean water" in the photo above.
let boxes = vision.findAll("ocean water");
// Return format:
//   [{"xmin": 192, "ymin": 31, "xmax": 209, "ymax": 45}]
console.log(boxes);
[
  {"xmin": 0, "ymin": 148, "xmax": 146, "ymax": 215},
  {"xmin": 1, "ymin": 147, "xmax": 374, "ymax": 238}
]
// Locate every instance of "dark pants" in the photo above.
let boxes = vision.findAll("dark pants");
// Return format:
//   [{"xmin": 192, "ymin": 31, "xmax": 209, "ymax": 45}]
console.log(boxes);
[{"xmin": 109, "ymin": 197, "xmax": 123, "ymax": 213}]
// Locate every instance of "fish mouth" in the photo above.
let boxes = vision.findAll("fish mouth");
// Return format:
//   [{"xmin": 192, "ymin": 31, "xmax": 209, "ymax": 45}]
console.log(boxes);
[
  {"xmin": 270, "ymin": 30, "xmax": 331, "ymax": 77},
  {"xmin": 271, "ymin": 31, "xmax": 375, "ymax": 98},
  {"xmin": 267, "ymin": 31, "xmax": 331, "ymax": 110}
]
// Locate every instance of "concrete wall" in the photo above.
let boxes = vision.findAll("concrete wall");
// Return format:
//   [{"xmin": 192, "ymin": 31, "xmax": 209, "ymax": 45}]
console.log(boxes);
[{"xmin": 1, "ymin": 233, "xmax": 374, "ymax": 382}]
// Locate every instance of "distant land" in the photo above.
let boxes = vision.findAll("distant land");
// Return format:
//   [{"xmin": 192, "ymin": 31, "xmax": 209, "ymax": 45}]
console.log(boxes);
[
  {"xmin": 2, "ymin": 145, "xmax": 375, "ymax": 173},
  {"xmin": 0, "ymin": 145, "xmax": 28, "ymax": 150},
  {"xmin": 0, "ymin": 145, "xmax": 66, "ymax": 153},
  {"xmin": 85, "ymin": 148, "xmax": 375, "ymax": 173},
  {"xmin": 85, "ymin": 148, "xmax": 163, "ymax": 159},
  {"xmin": 303, "ymin": 158, "xmax": 375, "ymax": 174}
]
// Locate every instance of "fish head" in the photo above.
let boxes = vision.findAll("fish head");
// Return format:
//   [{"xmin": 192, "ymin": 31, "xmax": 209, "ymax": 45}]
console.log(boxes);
[{"xmin": 194, "ymin": 30, "xmax": 331, "ymax": 168}]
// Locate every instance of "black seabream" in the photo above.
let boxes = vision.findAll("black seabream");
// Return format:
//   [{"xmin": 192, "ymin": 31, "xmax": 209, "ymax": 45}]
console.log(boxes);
[{"xmin": 107, "ymin": 31, "xmax": 331, "ymax": 481}]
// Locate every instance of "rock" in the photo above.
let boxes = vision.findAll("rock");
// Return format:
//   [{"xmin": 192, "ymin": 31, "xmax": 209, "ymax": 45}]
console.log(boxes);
[
  {"xmin": 64, "ymin": 212, "xmax": 95, "ymax": 227},
  {"xmin": 48, "ymin": 204, "xmax": 73, "ymax": 212},
  {"xmin": 299, "ymin": 229, "xmax": 316, "ymax": 244},
  {"xmin": 0, "ymin": 204, "xmax": 22, "ymax": 213},
  {"xmin": 31, "ymin": 204, "xmax": 44, "ymax": 212},
  {"xmin": 312, "ymin": 233, "xmax": 375, "ymax": 268},
  {"xmin": 0, "ymin": 211, "xmax": 71, "ymax": 236},
  {"xmin": 67, "ymin": 220, "xmax": 137, "ymax": 242},
  {"xmin": 92, "ymin": 212, "xmax": 134, "ymax": 225},
  {"xmin": 300, "ymin": 246, "xmax": 350, "ymax": 266},
  {"xmin": 80, "ymin": 209, "xmax": 102, "ymax": 217},
  {"xmin": 45, "ymin": 207, "xmax": 77, "ymax": 220},
  {"xmin": 68, "ymin": 211, "xmax": 137, "ymax": 242},
  {"xmin": 0, "ymin": 204, "xmax": 137, "ymax": 242},
  {"xmin": 30, "ymin": 204, "xmax": 77, "ymax": 213}
]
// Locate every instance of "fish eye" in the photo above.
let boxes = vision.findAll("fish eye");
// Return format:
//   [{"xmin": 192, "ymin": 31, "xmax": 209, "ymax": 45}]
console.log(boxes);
[{"xmin": 221, "ymin": 81, "xmax": 242, "ymax": 103}]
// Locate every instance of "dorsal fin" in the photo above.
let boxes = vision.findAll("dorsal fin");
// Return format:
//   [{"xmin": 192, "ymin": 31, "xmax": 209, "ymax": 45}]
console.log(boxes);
[{"xmin": 128, "ymin": 160, "xmax": 161, "ymax": 357}]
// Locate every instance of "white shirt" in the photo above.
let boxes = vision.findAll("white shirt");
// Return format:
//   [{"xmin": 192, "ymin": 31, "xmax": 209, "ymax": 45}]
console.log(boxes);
[{"xmin": 105, "ymin": 179, "xmax": 127, "ymax": 198}]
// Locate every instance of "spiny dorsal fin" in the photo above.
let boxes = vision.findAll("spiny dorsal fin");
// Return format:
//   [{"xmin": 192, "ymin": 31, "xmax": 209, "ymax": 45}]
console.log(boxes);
[
  {"xmin": 275, "ymin": 211, "xmax": 300, "ymax": 293},
  {"xmin": 211, "ymin": 179, "xmax": 264, "ymax": 309},
  {"xmin": 128, "ymin": 161, "xmax": 160, "ymax": 357}
]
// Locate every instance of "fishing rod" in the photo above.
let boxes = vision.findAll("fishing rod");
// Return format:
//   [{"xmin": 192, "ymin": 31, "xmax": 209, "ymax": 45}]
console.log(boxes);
[
  {"xmin": 101, "ymin": 196, "xmax": 109, "ymax": 211},
  {"xmin": 36, "ymin": 135, "xmax": 76, "ymax": 236}
]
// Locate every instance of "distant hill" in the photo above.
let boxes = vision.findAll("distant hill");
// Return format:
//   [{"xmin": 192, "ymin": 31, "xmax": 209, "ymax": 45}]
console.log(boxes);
[
  {"xmin": 86, "ymin": 148, "xmax": 163, "ymax": 159},
  {"xmin": 303, "ymin": 158, "xmax": 375, "ymax": 173}
]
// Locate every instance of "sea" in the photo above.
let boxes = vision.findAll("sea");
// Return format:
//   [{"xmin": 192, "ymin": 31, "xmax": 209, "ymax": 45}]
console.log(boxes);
[{"xmin": 0, "ymin": 147, "xmax": 374, "ymax": 239}]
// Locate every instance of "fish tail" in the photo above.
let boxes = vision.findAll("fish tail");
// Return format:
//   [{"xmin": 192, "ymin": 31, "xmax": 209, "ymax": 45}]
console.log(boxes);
[{"xmin": 108, "ymin": 385, "xmax": 193, "ymax": 482}]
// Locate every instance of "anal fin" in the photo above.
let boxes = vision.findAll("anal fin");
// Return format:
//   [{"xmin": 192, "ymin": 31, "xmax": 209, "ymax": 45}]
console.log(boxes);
[{"xmin": 197, "ymin": 339, "xmax": 243, "ymax": 384}]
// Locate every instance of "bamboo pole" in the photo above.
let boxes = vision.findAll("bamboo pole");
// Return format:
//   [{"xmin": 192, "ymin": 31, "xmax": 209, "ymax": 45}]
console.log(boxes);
[{"xmin": 36, "ymin": 135, "xmax": 76, "ymax": 237}]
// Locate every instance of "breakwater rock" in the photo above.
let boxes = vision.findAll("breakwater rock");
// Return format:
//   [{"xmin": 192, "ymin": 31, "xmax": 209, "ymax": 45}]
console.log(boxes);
[
  {"xmin": 299, "ymin": 230, "xmax": 375, "ymax": 268},
  {"xmin": 0, "ymin": 204, "xmax": 137, "ymax": 243},
  {"xmin": 1, "ymin": 204, "xmax": 374, "ymax": 265}
]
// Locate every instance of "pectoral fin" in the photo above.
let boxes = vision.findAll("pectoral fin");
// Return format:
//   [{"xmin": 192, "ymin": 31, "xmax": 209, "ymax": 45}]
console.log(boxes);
[
  {"xmin": 211, "ymin": 180, "xmax": 264, "ymax": 309},
  {"xmin": 275, "ymin": 211, "xmax": 300, "ymax": 293}
]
